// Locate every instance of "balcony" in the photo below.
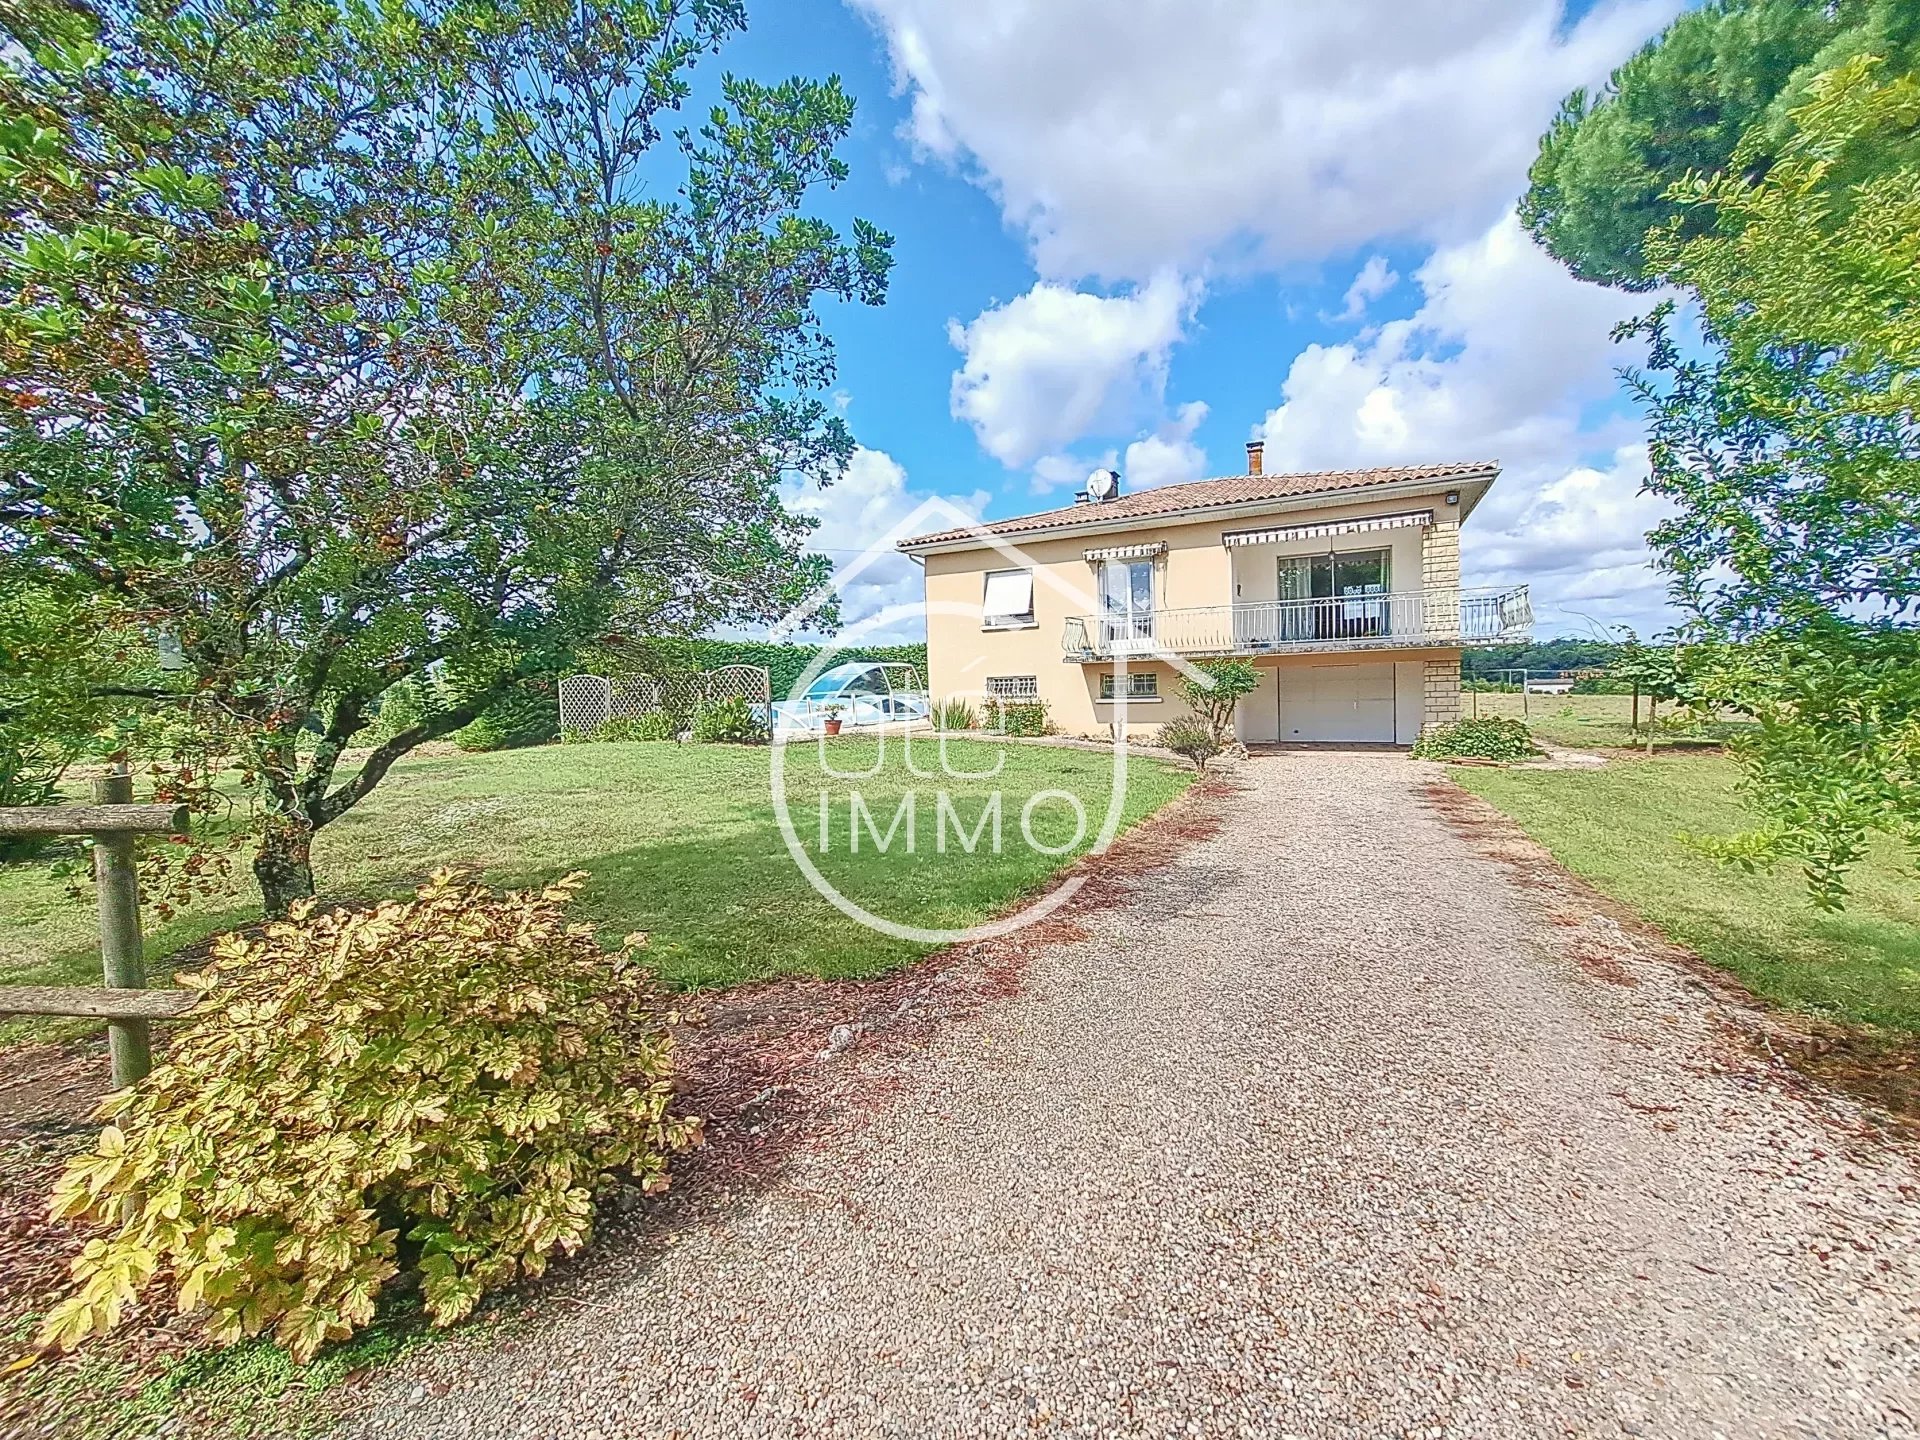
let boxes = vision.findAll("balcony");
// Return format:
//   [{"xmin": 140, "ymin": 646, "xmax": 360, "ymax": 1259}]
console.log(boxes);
[{"xmin": 1061, "ymin": 585, "xmax": 1532, "ymax": 661}]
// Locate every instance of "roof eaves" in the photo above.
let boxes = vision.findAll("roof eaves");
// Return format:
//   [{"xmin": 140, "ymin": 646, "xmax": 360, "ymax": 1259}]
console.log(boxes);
[{"xmin": 898, "ymin": 464, "xmax": 1499, "ymax": 553}]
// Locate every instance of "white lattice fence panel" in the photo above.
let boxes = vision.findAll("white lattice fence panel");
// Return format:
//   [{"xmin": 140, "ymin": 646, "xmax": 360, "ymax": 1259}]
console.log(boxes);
[
  {"xmin": 558, "ymin": 675, "xmax": 613, "ymax": 735},
  {"xmin": 703, "ymin": 665, "xmax": 771, "ymax": 708},
  {"xmin": 568, "ymin": 666, "xmax": 773, "ymax": 738},
  {"xmin": 609, "ymin": 675, "xmax": 661, "ymax": 720}
]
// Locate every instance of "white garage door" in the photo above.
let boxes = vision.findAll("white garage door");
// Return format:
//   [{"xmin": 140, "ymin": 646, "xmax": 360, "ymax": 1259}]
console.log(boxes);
[{"xmin": 1277, "ymin": 663, "xmax": 1398, "ymax": 743}]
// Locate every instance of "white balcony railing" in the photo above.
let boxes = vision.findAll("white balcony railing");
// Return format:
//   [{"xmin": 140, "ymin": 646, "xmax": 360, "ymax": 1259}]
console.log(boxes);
[{"xmin": 1061, "ymin": 585, "xmax": 1531, "ymax": 661}]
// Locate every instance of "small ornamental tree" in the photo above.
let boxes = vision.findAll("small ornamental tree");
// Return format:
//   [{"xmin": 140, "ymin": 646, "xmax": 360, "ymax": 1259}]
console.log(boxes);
[
  {"xmin": 40, "ymin": 871, "xmax": 698, "ymax": 1362},
  {"xmin": 1176, "ymin": 659, "xmax": 1260, "ymax": 743}
]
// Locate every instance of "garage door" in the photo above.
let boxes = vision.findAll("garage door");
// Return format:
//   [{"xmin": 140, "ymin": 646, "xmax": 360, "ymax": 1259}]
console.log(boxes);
[{"xmin": 1277, "ymin": 663, "xmax": 1397, "ymax": 743}]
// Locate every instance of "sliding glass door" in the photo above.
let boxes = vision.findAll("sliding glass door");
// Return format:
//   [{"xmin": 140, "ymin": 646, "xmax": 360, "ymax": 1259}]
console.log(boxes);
[{"xmin": 1277, "ymin": 548, "xmax": 1391, "ymax": 640}]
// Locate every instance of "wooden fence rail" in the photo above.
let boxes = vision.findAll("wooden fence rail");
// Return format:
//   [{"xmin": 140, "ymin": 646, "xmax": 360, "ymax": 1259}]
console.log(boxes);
[
  {"xmin": 0, "ymin": 986, "xmax": 196, "ymax": 1020},
  {"xmin": 0, "ymin": 804, "xmax": 189, "ymax": 838},
  {"xmin": 0, "ymin": 771, "xmax": 192, "ymax": 1086}
]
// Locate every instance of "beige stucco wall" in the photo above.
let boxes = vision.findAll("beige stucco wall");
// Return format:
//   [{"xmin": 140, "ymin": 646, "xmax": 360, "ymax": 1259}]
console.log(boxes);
[{"xmin": 917, "ymin": 487, "xmax": 1471, "ymax": 741}]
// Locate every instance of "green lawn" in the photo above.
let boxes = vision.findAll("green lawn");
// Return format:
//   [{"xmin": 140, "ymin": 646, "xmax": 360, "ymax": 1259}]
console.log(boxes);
[
  {"xmin": 1465, "ymin": 690, "xmax": 1751, "ymax": 752},
  {"xmin": 1454, "ymin": 755, "xmax": 1920, "ymax": 1034},
  {"xmin": 0, "ymin": 737, "xmax": 1189, "ymax": 1037}
]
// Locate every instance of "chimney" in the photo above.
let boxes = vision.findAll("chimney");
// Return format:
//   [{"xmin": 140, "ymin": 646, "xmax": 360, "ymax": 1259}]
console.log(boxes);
[{"xmin": 1246, "ymin": 439, "xmax": 1264, "ymax": 476}]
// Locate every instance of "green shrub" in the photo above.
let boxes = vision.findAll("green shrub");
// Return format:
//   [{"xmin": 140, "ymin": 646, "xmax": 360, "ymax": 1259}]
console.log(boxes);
[
  {"xmin": 454, "ymin": 688, "xmax": 558, "ymax": 753},
  {"xmin": 40, "ymin": 872, "xmax": 699, "ymax": 1363},
  {"xmin": 1411, "ymin": 716, "xmax": 1539, "ymax": 762},
  {"xmin": 934, "ymin": 696, "xmax": 977, "ymax": 731},
  {"xmin": 981, "ymin": 699, "xmax": 1052, "ymax": 737},
  {"xmin": 590, "ymin": 710, "xmax": 678, "ymax": 743},
  {"xmin": 1158, "ymin": 717, "xmax": 1225, "ymax": 772},
  {"xmin": 370, "ymin": 679, "xmax": 428, "ymax": 743},
  {"xmin": 689, "ymin": 695, "xmax": 769, "ymax": 745},
  {"xmin": 589, "ymin": 639, "xmax": 926, "ymax": 701}
]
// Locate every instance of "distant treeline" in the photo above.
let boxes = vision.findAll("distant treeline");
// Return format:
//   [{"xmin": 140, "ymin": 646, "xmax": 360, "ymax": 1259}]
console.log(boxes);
[{"xmin": 1461, "ymin": 639, "xmax": 1633, "ymax": 683}]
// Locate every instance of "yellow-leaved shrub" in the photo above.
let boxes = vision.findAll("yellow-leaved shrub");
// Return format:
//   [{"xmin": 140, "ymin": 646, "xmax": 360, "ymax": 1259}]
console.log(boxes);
[{"xmin": 40, "ymin": 870, "xmax": 700, "ymax": 1362}]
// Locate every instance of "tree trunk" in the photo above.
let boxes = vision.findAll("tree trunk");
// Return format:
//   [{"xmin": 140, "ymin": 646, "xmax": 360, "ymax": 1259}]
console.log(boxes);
[{"xmin": 253, "ymin": 814, "xmax": 316, "ymax": 917}]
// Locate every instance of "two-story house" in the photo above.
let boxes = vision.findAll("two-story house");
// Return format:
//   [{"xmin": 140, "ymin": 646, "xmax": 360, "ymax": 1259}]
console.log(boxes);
[{"xmin": 897, "ymin": 443, "xmax": 1531, "ymax": 745}]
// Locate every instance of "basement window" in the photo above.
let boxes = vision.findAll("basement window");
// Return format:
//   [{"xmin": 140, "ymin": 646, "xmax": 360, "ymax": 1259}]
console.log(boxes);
[{"xmin": 1099, "ymin": 672, "xmax": 1160, "ymax": 700}]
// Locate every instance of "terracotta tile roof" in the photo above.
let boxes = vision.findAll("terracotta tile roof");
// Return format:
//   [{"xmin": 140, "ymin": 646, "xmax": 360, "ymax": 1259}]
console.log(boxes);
[{"xmin": 897, "ymin": 460, "xmax": 1499, "ymax": 549}]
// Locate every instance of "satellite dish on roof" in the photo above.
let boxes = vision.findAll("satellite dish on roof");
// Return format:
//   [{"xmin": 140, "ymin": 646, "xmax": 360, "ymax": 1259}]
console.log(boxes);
[{"xmin": 1086, "ymin": 468, "xmax": 1121, "ymax": 501}]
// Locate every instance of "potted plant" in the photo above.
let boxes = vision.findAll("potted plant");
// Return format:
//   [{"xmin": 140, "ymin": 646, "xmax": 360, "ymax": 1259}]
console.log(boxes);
[{"xmin": 821, "ymin": 703, "xmax": 845, "ymax": 736}]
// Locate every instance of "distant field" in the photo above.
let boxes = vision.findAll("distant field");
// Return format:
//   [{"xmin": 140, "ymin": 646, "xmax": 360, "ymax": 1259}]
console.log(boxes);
[{"xmin": 1465, "ymin": 690, "xmax": 1751, "ymax": 752}]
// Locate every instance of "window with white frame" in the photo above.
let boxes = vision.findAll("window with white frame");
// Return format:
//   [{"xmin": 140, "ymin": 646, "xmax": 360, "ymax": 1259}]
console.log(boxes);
[
  {"xmin": 1099, "ymin": 672, "xmax": 1159, "ymax": 700},
  {"xmin": 985, "ymin": 675, "xmax": 1039, "ymax": 700},
  {"xmin": 981, "ymin": 568, "xmax": 1035, "ymax": 627}
]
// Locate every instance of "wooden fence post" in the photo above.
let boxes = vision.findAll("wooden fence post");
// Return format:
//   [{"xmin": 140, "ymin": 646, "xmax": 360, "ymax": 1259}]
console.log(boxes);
[
  {"xmin": 0, "ymin": 797, "xmax": 191, "ymax": 1085},
  {"xmin": 92, "ymin": 770, "xmax": 152, "ymax": 1088}
]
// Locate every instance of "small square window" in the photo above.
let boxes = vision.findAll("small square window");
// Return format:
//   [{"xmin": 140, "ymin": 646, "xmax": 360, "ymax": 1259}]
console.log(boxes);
[{"xmin": 1099, "ymin": 672, "xmax": 1159, "ymax": 700}]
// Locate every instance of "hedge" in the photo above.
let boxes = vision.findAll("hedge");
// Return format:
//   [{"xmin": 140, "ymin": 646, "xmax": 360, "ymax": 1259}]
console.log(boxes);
[{"xmin": 600, "ymin": 638, "xmax": 928, "ymax": 700}]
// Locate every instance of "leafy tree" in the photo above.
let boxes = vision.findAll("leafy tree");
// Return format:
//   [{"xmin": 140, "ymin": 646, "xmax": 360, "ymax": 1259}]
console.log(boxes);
[
  {"xmin": 1622, "ymin": 58, "xmax": 1920, "ymax": 905},
  {"xmin": 0, "ymin": 583, "xmax": 131, "ymax": 812},
  {"xmin": 0, "ymin": 0, "xmax": 891, "ymax": 913},
  {"xmin": 1522, "ymin": 0, "xmax": 1920, "ymax": 288},
  {"xmin": 1177, "ymin": 659, "xmax": 1260, "ymax": 743}
]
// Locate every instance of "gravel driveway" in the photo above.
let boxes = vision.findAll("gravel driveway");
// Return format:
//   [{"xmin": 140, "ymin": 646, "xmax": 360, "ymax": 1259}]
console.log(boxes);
[{"xmin": 340, "ymin": 752, "xmax": 1919, "ymax": 1440}]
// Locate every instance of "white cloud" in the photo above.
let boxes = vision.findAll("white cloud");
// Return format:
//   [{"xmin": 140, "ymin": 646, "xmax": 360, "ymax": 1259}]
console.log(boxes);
[
  {"xmin": 948, "ymin": 273, "xmax": 1200, "ymax": 467},
  {"xmin": 1260, "ymin": 215, "xmax": 1640, "ymax": 469},
  {"xmin": 851, "ymin": 0, "xmax": 1679, "ymax": 281},
  {"xmin": 1021, "ymin": 400, "xmax": 1210, "ymax": 498},
  {"xmin": 1257, "ymin": 213, "xmax": 1676, "ymax": 635},
  {"xmin": 1027, "ymin": 450, "xmax": 1111, "ymax": 496},
  {"xmin": 1334, "ymin": 255, "xmax": 1399, "ymax": 323},
  {"xmin": 780, "ymin": 446, "xmax": 990, "ymax": 641},
  {"xmin": 847, "ymin": 1, "xmax": 1688, "ymax": 634},
  {"xmin": 1468, "ymin": 445, "xmax": 1677, "ymax": 637},
  {"xmin": 1124, "ymin": 400, "xmax": 1211, "ymax": 490}
]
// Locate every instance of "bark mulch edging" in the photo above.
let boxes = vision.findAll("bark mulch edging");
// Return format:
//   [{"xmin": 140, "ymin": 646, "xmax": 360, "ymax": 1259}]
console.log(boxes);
[{"xmin": 1422, "ymin": 777, "xmax": 1920, "ymax": 1143}]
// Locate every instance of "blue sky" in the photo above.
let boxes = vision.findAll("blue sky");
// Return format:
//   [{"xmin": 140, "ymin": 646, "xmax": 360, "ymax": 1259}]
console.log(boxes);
[{"xmin": 723, "ymin": 0, "xmax": 1689, "ymax": 641}]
